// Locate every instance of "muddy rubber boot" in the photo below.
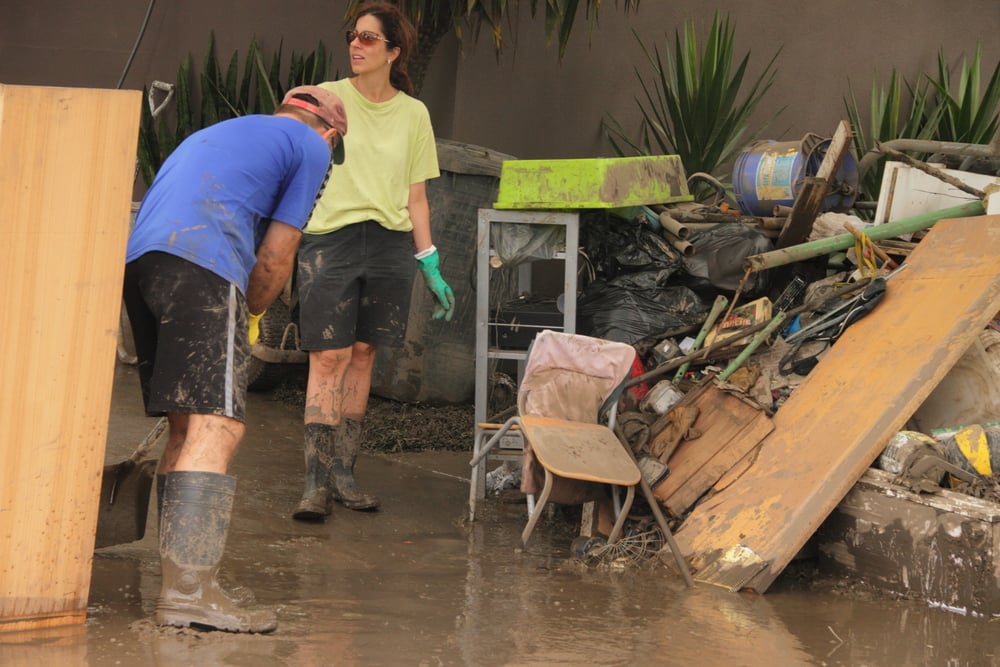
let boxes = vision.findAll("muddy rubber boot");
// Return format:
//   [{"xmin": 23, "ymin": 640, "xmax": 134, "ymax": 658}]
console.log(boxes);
[
  {"xmin": 292, "ymin": 423, "xmax": 337, "ymax": 521},
  {"xmin": 157, "ymin": 471, "xmax": 254, "ymax": 606},
  {"xmin": 156, "ymin": 473, "xmax": 166, "ymax": 526},
  {"xmin": 155, "ymin": 471, "xmax": 276, "ymax": 633},
  {"xmin": 329, "ymin": 418, "xmax": 380, "ymax": 511}
]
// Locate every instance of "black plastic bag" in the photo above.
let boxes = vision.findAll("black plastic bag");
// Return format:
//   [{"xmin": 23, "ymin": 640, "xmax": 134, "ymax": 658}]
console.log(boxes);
[
  {"xmin": 577, "ymin": 280, "xmax": 707, "ymax": 344},
  {"xmin": 683, "ymin": 224, "xmax": 774, "ymax": 295},
  {"xmin": 580, "ymin": 212, "xmax": 684, "ymax": 281}
]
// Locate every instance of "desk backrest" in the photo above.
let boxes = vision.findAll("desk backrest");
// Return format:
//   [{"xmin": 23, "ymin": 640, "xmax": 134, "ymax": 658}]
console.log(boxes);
[{"xmin": 517, "ymin": 331, "xmax": 636, "ymax": 423}]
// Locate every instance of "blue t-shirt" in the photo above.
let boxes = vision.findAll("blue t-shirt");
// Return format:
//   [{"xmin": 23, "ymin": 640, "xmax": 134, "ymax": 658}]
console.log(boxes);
[{"xmin": 127, "ymin": 114, "xmax": 332, "ymax": 291}]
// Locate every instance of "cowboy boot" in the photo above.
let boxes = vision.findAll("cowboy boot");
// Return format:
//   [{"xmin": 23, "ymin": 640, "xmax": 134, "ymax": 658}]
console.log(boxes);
[
  {"xmin": 155, "ymin": 471, "xmax": 276, "ymax": 633},
  {"xmin": 291, "ymin": 423, "xmax": 337, "ymax": 521},
  {"xmin": 329, "ymin": 418, "xmax": 380, "ymax": 511}
]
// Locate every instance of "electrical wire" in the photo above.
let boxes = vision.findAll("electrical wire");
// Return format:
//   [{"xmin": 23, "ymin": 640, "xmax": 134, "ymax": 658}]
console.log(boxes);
[{"xmin": 116, "ymin": 0, "xmax": 158, "ymax": 89}]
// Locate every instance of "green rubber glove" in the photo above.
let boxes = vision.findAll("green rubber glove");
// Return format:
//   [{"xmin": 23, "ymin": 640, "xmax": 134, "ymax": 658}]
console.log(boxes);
[
  {"xmin": 248, "ymin": 311, "xmax": 265, "ymax": 345},
  {"xmin": 416, "ymin": 248, "xmax": 456, "ymax": 322}
]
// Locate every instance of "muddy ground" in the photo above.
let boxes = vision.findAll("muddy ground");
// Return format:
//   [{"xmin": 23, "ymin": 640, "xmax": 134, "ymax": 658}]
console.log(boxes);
[{"xmin": 3, "ymin": 362, "xmax": 1000, "ymax": 666}]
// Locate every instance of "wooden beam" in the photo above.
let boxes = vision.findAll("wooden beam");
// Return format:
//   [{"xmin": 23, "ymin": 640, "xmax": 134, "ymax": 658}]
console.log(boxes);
[{"xmin": 776, "ymin": 121, "xmax": 853, "ymax": 248}]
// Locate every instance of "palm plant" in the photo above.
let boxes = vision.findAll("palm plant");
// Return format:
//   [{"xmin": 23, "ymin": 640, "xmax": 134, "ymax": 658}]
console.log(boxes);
[
  {"xmin": 603, "ymin": 12, "xmax": 782, "ymax": 193},
  {"xmin": 343, "ymin": 0, "xmax": 642, "ymax": 94},
  {"xmin": 930, "ymin": 43, "xmax": 1000, "ymax": 146},
  {"xmin": 137, "ymin": 32, "xmax": 333, "ymax": 187},
  {"xmin": 843, "ymin": 68, "xmax": 942, "ymax": 202}
]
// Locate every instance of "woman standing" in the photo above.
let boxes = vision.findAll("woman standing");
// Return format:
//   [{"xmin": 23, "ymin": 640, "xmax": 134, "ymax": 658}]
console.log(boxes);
[{"xmin": 293, "ymin": 2, "xmax": 454, "ymax": 520}]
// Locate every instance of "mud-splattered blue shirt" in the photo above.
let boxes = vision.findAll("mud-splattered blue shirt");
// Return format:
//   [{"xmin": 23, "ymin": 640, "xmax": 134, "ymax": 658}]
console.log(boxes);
[{"xmin": 127, "ymin": 114, "xmax": 332, "ymax": 292}]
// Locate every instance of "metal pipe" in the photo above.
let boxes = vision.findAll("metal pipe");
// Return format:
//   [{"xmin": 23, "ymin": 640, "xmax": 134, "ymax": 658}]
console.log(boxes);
[
  {"xmin": 658, "ymin": 212, "xmax": 690, "ymax": 239},
  {"xmin": 661, "ymin": 229, "xmax": 695, "ymax": 256},
  {"xmin": 858, "ymin": 138, "xmax": 1000, "ymax": 179},
  {"xmin": 673, "ymin": 295, "xmax": 729, "ymax": 384},
  {"xmin": 745, "ymin": 200, "xmax": 985, "ymax": 273},
  {"xmin": 717, "ymin": 312, "xmax": 787, "ymax": 381}
]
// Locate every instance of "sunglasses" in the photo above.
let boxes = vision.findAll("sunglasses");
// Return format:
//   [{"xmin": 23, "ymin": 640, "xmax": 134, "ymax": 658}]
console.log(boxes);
[{"xmin": 345, "ymin": 30, "xmax": 392, "ymax": 47}]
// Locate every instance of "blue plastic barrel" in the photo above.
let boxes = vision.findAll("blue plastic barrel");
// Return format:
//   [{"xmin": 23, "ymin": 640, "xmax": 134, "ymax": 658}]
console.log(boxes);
[{"xmin": 732, "ymin": 135, "xmax": 859, "ymax": 217}]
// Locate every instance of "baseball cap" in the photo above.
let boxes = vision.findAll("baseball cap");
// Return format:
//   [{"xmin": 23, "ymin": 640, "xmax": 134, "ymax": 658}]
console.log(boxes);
[{"xmin": 282, "ymin": 85, "xmax": 348, "ymax": 164}]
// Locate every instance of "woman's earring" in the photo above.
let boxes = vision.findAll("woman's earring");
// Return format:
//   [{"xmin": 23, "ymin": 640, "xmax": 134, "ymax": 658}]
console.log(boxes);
[{"xmin": 387, "ymin": 59, "xmax": 392, "ymax": 65}]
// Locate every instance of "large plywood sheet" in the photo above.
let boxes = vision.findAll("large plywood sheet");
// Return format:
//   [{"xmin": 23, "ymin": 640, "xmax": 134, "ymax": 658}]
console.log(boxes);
[
  {"xmin": 0, "ymin": 85, "xmax": 141, "ymax": 631},
  {"xmin": 674, "ymin": 214, "xmax": 1000, "ymax": 593}
]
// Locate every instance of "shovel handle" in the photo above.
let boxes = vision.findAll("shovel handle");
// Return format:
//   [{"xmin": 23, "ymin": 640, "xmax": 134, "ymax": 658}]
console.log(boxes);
[{"xmin": 129, "ymin": 417, "xmax": 167, "ymax": 464}]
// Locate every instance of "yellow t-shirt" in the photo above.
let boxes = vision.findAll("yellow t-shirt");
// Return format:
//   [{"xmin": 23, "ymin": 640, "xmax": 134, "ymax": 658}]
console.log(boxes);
[{"xmin": 305, "ymin": 78, "xmax": 440, "ymax": 235}]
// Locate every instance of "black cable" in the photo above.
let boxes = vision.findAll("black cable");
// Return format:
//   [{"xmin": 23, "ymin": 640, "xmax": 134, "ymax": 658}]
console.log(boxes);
[{"xmin": 116, "ymin": 0, "xmax": 158, "ymax": 89}]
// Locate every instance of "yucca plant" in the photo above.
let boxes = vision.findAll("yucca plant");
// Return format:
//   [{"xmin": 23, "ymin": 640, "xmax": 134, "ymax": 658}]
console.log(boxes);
[
  {"xmin": 343, "ymin": 0, "xmax": 642, "ymax": 95},
  {"xmin": 137, "ymin": 33, "xmax": 333, "ymax": 187},
  {"xmin": 843, "ymin": 68, "xmax": 942, "ymax": 203},
  {"xmin": 603, "ymin": 12, "xmax": 782, "ymax": 196},
  {"xmin": 929, "ymin": 43, "xmax": 1000, "ymax": 146}
]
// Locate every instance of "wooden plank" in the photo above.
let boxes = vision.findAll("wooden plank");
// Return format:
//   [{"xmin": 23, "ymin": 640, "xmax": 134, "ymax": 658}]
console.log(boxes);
[
  {"xmin": 776, "ymin": 120, "xmax": 852, "ymax": 248},
  {"xmin": 652, "ymin": 383, "xmax": 773, "ymax": 517},
  {"xmin": 665, "ymin": 409, "xmax": 772, "ymax": 519},
  {"xmin": 0, "ymin": 85, "xmax": 141, "ymax": 632},
  {"xmin": 674, "ymin": 214, "xmax": 1000, "ymax": 594}
]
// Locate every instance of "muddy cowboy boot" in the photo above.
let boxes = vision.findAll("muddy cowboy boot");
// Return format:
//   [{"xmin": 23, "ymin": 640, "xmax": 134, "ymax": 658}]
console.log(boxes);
[
  {"xmin": 329, "ymin": 418, "xmax": 380, "ymax": 511},
  {"xmin": 155, "ymin": 471, "xmax": 276, "ymax": 633},
  {"xmin": 292, "ymin": 422, "xmax": 338, "ymax": 520}
]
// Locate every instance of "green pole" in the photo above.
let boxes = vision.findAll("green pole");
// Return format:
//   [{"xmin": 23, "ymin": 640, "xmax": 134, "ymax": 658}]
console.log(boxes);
[
  {"xmin": 717, "ymin": 312, "xmax": 787, "ymax": 382},
  {"xmin": 673, "ymin": 295, "xmax": 728, "ymax": 384},
  {"xmin": 745, "ymin": 200, "xmax": 986, "ymax": 273}
]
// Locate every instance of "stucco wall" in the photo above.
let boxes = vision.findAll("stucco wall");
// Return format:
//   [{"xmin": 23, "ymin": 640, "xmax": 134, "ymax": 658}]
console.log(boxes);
[
  {"xmin": 448, "ymin": 0, "xmax": 1000, "ymax": 162},
  {"xmin": 2, "ymin": 1, "xmax": 998, "ymax": 167}
]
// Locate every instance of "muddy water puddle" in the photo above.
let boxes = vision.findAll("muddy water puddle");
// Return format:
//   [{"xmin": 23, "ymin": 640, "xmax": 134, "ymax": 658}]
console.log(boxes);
[{"xmin": 2, "ymin": 364, "xmax": 999, "ymax": 666}]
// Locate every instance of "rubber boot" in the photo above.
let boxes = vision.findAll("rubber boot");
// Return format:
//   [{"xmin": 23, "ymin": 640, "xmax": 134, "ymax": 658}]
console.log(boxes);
[
  {"xmin": 292, "ymin": 423, "xmax": 337, "ymax": 521},
  {"xmin": 329, "ymin": 418, "xmax": 380, "ymax": 511},
  {"xmin": 156, "ymin": 473, "xmax": 166, "ymax": 526},
  {"xmin": 158, "ymin": 471, "xmax": 254, "ymax": 605},
  {"xmin": 155, "ymin": 471, "xmax": 276, "ymax": 633}
]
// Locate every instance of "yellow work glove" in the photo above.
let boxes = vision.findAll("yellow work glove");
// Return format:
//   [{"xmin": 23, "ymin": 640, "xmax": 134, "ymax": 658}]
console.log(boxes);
[{"xmin": 248, "ymin": 311, "xmax": 265, "ymax": 345}]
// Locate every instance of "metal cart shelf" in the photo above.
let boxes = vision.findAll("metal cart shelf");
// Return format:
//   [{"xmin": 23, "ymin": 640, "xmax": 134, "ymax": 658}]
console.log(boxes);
[{"xmin": 470, "ymin": 208, "xmax": 579, "ymax": 518}]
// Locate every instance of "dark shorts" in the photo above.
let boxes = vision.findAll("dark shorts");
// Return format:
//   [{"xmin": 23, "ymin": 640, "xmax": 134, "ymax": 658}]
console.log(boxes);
[
  {"xmin": 298, "ymin": 221, "xmax": 415, "ymax": 350},
  {"xmin": 123, "ymin": 252, "xmax": 249, "ymax": 421}
]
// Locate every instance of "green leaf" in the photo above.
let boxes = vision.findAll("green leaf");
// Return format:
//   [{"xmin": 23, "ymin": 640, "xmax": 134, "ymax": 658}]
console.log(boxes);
[
  {"xmin": 240, "ymin": 38, "xmax": 257, "ymax": 112},
  {"xmin": 252, "ymin": 44, "xmax": 279, "ymax": 114},
  {"xmin": 222, "ymin": 50, "xmax": 241, "ymax": 118},
  {"xmin": 174, "ymin": 55, "xmax": 195, "ymax": 142},
  {"xmin": 200, "ymin": 32, "xmax": 221, "ymax": 128},
  {"xmin": 606, "ymin": 11, "xmax": 781, "ymax": 191},
  {"xmin": 135, "ymin": 85, "xmax": 160, "ymax": 187}
]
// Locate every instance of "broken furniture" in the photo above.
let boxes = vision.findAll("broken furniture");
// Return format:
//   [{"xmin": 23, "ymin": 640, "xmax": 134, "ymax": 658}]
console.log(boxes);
[
  {"xmin": 469, "ymin": 330, "xmax": 694, "ymax": 584},
  {"xmin": 471, "ymin": 330, "xmax": 637, "ymax": 542},
  {"xmin": 471, "ymin": 155, "xmax": 694, "ymax": 516},
  {"xmin": 471, "ymin": 208, "xmax": 580, "ymax": 519},
  {"xmin": 673, "ymin": 213, "xmax": 1000, "ymax": 593},
  {"xmin": 0, "ymin": 84, "xmax": 142, "ymax": 632},
  {"xmin": 651, "ymin": 381, "xmax": 774, "ymax": 519}
]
